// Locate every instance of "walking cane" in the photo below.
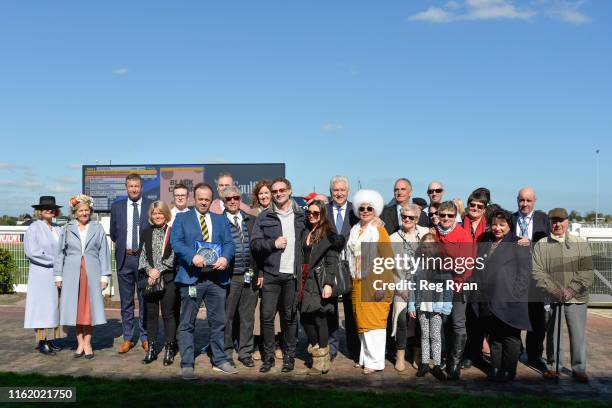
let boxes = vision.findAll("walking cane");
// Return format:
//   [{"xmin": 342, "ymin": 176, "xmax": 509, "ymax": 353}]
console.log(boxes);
[{"xmin": 554, "ymin": 302, "xmax": 562, "ymax": 383}]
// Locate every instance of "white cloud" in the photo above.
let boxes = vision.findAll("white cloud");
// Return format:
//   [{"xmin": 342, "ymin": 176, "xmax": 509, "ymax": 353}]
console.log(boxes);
[
  {"xmin": 48, "ymin": 184, "xmax": 75, "ymax": 194},
  {"xmin": 547, "ymin": 0, "xmax": 591, "ymax": 24},
  {"xmin": 113, "ymin": 68, "xmax": 129, "ymax": 76},
  {"xmin": 322, "ymin": 122, "xmax": 344, "ymax": 132},
  {"xmin": 409, "ymin": 0, "xmax": 535, "ymax": 23}
]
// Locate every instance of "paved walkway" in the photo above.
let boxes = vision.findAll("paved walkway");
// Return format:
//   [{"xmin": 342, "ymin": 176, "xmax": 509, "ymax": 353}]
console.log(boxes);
[{"xmin": 1, "ymin": 297, "xmax": 611, "ymax": 401}]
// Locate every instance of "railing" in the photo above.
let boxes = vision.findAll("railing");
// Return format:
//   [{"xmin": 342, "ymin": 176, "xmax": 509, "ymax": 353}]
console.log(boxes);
[{"xmin": 2, "ymin": 225, "xmax": 612, "ymax": 303}]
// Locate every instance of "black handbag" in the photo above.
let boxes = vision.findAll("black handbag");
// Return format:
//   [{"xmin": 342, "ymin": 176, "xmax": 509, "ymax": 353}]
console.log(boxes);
[
  {"xmin": 314, "ymin": 259, "xmax": 352, "ymax": 298},
  {"xmin": 139, "ymin": 272, "xmax": 165, "ymax": 299}
]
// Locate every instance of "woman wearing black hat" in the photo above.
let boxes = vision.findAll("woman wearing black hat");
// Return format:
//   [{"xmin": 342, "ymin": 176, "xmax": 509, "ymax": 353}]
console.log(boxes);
[{"xmin": 24, "ymin": 196, "xmax": 63, "ymax": 355}]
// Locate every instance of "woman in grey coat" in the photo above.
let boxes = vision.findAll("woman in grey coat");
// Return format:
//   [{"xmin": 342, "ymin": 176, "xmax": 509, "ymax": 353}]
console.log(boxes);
[
  {"xmin": 24, "ymin": 196, "xmax": 63, "ymax": 355},
  {"xmin": 54, "ymin": 194, "xmax": 111, "ymax": 359}
]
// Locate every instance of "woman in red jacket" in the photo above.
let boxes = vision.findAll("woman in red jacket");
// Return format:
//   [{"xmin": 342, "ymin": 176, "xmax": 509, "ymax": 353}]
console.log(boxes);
[{"xmin": 434, "ymin": 200, "xmax": 473, "ymax": 380}]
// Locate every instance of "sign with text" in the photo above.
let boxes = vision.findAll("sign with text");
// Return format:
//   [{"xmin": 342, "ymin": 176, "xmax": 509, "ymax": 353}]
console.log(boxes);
[{"xmin": 83, "ymin": 163, "xmax": 284, "ymax": 212}]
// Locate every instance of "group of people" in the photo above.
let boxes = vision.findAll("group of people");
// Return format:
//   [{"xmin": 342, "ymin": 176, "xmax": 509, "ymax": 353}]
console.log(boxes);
[{"xmin": 23, "ymin": 172, "xmax": 594, "ymax": 383}]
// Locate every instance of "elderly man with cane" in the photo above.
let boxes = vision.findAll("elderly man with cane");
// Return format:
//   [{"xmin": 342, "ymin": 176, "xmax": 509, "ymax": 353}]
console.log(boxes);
[{"xmin": 532, "ymin": 208, "xmax": 594, "ymax": 383}]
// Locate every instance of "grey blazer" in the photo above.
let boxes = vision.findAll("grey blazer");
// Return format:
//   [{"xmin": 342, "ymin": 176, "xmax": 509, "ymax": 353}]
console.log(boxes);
[{"xmin": 54, "ymin": 221, "xmax": 111, "ymax": 326}]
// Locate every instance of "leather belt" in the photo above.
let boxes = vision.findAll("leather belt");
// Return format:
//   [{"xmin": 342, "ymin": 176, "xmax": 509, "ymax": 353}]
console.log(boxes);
[{"xmin": 125, "ymin": 249, "xmax": 138, "ymax": 256}]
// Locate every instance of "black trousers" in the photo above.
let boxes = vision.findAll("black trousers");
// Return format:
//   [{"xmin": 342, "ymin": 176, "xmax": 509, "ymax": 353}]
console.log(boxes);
[
  {"xmin": 301, "ymin": 312, "xmax": 329, "ymax": 348},
  {"xmin": 144, "ymin": 280, "xmax": 179, "ymax": 343},
  {"xmin": 341, "ymin": 294, "xmax": 361, "ymax": 362},
  {"xmin": 464, "ymin": 304, "xmax": 486, "ymax": 361},
  {"xmin": 261, "ymin": 273, "xmax": 297, "ymax": 361},
  {"xmin": 395, "ymin": 307, "xmax": 418, "ymax": 350},
  {"xmin": 224, "ymin": 274, "xmax": 259, "ymax": 359},
  {"xmin": 526, "ymin": 302, "xmax": 546, "ymax": 360},
  {"xmin": 487, "ymin": 315, "xmax": 521, "ymax": 373}
]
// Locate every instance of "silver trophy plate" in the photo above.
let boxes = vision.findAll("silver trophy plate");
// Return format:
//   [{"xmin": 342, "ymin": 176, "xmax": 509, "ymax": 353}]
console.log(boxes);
[{"xmin": 197, "ymin": 246, "xmax": 219, "ymax": 265}]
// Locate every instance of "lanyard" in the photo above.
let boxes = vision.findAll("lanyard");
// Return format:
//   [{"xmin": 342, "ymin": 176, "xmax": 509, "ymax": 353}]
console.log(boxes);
[{"xmin": 518, "ymin": 214, "xmax": 533, "ymax": 238}]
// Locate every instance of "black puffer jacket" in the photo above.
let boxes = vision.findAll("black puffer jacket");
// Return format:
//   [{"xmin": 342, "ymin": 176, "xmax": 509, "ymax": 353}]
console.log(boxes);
[{"xmin": 300, "ymin": 232, "xmax": 345, "ymax": 314}]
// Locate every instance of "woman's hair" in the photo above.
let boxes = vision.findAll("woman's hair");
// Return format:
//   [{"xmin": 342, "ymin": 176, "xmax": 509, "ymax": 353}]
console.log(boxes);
[
  {"xmin": 420, "ymin": 232, "xmax": 438, "ymax": 243},
  {"xmin": 467, "ymin": 189, "xmax": 490, "ymax": 206},
  {"xmin": 488, "ymin": 208, "xmax": 513, "ymax": 227},
  {"xmin": 70, "ymin": 194, "xmax": 94, "ymax": 216},
  {"xmin": 148, "ymin": 201, "xmax": 172, "ymax": 225},
  {"xmin": 400, "ymin": 203, "xmax": 421, "ymax": 217},
  {"xmin": 438, "ymin": 200, "xmax": 457, "ymax": 215},
  {"xmin": 308, "ymin": 200, "xmax": 333, "ymax": 244},
  {"xmin": 251, "ymin": 179, "xmax": 272, "ymax": 208},
  {"xmin": 452, "ymin": 198, "xmax": 465, "ymax": 218}
]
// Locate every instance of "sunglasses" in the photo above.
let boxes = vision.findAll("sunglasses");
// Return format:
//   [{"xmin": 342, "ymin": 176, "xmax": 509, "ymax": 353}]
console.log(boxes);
[
  {"xmin": 439, "ymin": 213, "xmax": 456, "ymax": 219},
  {"xmin": 469, "ymin": 202, "xmax": 485, "ymax": 210},
  {"xmin": 224, "ymin": 195, "xmax": 241, "ymax": 202},
  {"xmin": 428, "ymin": 211, "xmax": 438, "ymax": 217},
  {"xmin": 427, "ymin": 188, "xmax": 443, "ymax": 194},
  {"xmin": 307, "ymin": 211, "xmax": 321, "ymax": 217},
  {"xmin": 401, "ymin": 215, "xmax": 417, "ymax": 221},
  {"xmin": 358, "ymin": 206, "xmax": 374, "ymax": 213},
  {"xmin": 271, "ymin": 188, "xmax": 288, "ymax": 195}
]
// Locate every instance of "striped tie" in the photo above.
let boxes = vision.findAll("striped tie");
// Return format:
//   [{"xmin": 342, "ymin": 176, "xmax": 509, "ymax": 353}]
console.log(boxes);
[{"xmin": 200, "ymin": 214, "xmax": 210, "ymax": 242}]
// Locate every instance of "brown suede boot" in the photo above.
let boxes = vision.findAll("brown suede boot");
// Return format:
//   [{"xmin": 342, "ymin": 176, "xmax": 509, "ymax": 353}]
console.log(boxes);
[
  {"xmin": 395, "ymin": 349, "xmax": 406, "ymax": 372},
  {"xmin": 319, "ymin": 345, "xmax": 330, "ymax": 374},
  {"xmin": 307, "ymin": 344, "xmax": 323, "ymax": 376}
]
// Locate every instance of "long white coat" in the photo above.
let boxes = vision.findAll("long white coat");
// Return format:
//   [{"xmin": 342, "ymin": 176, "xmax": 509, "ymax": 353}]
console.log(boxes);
[
  {"xmin": 23, "ymin": 220, "xmax": 61, "ymax": 329},
  {"xmin": 54, "ymin": 221, "xmax": 111, "ymax": 326}
]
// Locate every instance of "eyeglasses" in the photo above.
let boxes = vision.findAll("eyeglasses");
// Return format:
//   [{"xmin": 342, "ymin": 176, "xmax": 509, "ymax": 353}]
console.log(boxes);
[
  {"xmin": 307, "ymin": 211, "xmax": 321, "ymax": 217},
  {"xmin": 439, "ymin": 213, "xmax": 456, "ymax": 219},
  {"xmin": 271, "ymin": 188, "xmax": 288, "ymax": 195},
  {"xmin": 359, "ymin": 206, "xmax": 374, "ymax": 213},
  {"xmin": 469, "ymin": 202, "xmax": 485, "ymax": 210},
  {"xmin": 224, "ymin": 195, "xmax": 241, "ymax": 202},
  {"xmin": 401, "ymin": 215, "xmax": 417, "ymax": 221},
  {"xmin": 427, "ymin": 188, "xmax": 443, "ymax": 194},
  {"xmin": 174, "ymin": 194, "xmax": 187, "ymax": 198}
]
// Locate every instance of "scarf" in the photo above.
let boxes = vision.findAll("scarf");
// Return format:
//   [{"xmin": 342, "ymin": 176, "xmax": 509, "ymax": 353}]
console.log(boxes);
[
  {"xmin": 347, "ymin": 222, "xmax": 379, "ymax": 280},
  {"xmin": 463, "ymin": 215, "xmax": 487, "ymax": 242},
  {"xmin": 436, "ymin": 223, "xmax": 456, "ymax": 237}
]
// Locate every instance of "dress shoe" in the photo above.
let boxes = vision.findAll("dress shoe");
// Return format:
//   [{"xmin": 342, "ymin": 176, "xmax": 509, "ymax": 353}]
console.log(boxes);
[
  {"xmin": 416, "ymin": 364, "xmax": 429, "ymax": 377},
  {"xmin": 527, "ymin": 357, "xmax": 548, "ymax": 372},
  {"xmin": 143, "ymin": 341, "xmax": 158, "ymax": 364},
  {"xmin": 118, "ymin": 341, "xmax": 135, "ymax": 354},
  {"xmin": 281, "ymin": 357, "xmax": 295, "ymax": 373},
  {"xmin": 182, "ymin": 367, "xmax": 197, "ymax": 380},
  {"xmin": 238, "ymin": 356, "xmax": 255, "ymax": 367},
  {"xmin": 84, "ymin": 353, "xmax": 95, "ymax": 360},
  {"xmin": 47, "ymin": 340, "xmax": 63, "ymax": 351},
  {"xmin": 543, "ymin": 370, "xmax": 559, "ymax": 380},
  {"xmin": 259, "ymin": 359, "xmax": 275, "ymax": 373},
  {"xmin": 163, "ymin": 341, "xmax": 177, "ymax": 366},
  {"xmin": 37, "ymin": 340, "xmax": 56, "ymax": 356},
  {"xmin": 141, "ymin": 340, "xmax": 149, "ymax": 352},
  {"xmin": 73, "ymin": 350, "xmax": 85, "ymax": 358},
  {"xmin": 572, "ymin": 371, "xmax": 589, "ymax": 383},
  {"xmin": 213, "ymin": 362, "xmax": 239, "ymax": 374},
  {"xmin": 431, "ymin": 365, "xmax": 447, "ymax": 381}
]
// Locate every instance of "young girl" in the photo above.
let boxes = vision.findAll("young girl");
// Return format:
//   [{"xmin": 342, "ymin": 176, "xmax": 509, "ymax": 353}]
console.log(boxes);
[{"xmin": 408, "ymin": 233, "xmax": 453, "ymax": 380}]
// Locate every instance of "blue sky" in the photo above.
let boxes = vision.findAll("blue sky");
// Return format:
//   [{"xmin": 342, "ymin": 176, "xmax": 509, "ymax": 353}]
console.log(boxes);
[{"xmin": 0, "ymin": 0, "xmax": 610, "ymax": 216}]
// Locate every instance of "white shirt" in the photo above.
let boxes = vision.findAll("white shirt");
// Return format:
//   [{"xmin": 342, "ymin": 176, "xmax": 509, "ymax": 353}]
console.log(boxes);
[
  {"xmin": 332, "ymin": 202, "xmax": 348, "ymax": 230},
  {"xmin": 126, "ymin": 197, "xmax": 143, "ymax": 250},
  {"xmin": 170, "ymin": 206, "xmax": 189, "ymax": 226},
  {"xmin": 515, "ymin": 209, "xmax": 535, "ymax": 239},
  {"xmin": 79, "ymin": 224, "xmax": 89, "ymax": 254},
  {"xmin": 226, "ymin": 211, "xmax": 243, "ymax": 229},
  {"xmin": 196, "ymin": 210, "xmax": 213, "ymax": 242}
]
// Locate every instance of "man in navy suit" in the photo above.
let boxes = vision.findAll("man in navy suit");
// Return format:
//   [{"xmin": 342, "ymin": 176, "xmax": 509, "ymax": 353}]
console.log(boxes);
[
  {"xmin": 512, "ymin": 186, "xmax": 551, "ymax": 372},
  {"xmin": 110, "ymin": 173, "xmax": 153, "ymax": 354},
  {"xmin": 325, "ymin": 175, "xmax": 360, "ymax": 363},
  {"xmin": 170, "ymin": 182, "xmax": 236, "ymax": 380}
]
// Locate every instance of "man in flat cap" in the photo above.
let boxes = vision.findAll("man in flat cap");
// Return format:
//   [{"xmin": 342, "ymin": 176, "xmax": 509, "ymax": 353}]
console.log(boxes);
[{"xmin": 532, "ymin": 208, "xmax": 594, "ymax": 382}]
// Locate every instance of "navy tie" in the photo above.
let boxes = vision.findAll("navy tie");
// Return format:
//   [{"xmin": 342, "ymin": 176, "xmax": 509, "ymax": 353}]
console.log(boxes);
[
  {"xmin": 131, "ymin": 202, "xmax": 139, "ymax": 250},
  {"xmin": 335, "ymin": 207, "xmax": 344, "ymax": 233}
]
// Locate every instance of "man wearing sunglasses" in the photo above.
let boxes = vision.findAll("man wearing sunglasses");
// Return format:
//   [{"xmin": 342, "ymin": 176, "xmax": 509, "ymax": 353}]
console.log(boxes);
[
  {"xmin": 511, "ymin": 187, "xmax": 551, "ymax": 372},
  {"xmin": 424, "ymin": 181, "xmax": 462, "ymax": 226},
  {"xmin": 251, "ymin": 177, "xmax": 307, "ymax": 373},
  {"xmin": 221, "ymin": 185, "xmax": 259, "ymax": 369},
  {"xmin": 209, "ymin": 172, "xmax": 251, "ymax": 215}
]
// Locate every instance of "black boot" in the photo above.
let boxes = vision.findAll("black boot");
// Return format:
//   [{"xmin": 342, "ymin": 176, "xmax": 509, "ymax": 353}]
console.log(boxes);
[
  {"xmin": 163, "ymin": 341, "xmax": 177, "ymax": 366},
  {"xmin": 416, "ymin": 364, "xmax": 429, "ymax": 377},
  {"xmin": 47, "ymin": 340, "xmax": 63, "ymax": 351},
  {"xmin": 38, "ymin": 340, "xmax": 55, "ymax": 356},
  {"xmin": 143, "ymin": 341, "xmax": 158, "ymax": 364},
  {"xmin": 432, "ymin": 365, "xmax": 447, "ymax": 381},
  {"xmin": 447, "ymin": 333, "xmax": 467, "ymax": 381}
]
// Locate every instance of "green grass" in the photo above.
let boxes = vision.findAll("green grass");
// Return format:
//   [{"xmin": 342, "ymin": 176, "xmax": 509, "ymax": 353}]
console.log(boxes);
[{"xmin": 0, "ymin": 372, "xmax": 608, "ymax": 408}]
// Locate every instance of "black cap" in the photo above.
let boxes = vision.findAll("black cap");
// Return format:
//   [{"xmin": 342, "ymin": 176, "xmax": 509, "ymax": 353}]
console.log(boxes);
[{"xmin": 412, "ymin": 197, "xmax": 427, "ymax": 208}]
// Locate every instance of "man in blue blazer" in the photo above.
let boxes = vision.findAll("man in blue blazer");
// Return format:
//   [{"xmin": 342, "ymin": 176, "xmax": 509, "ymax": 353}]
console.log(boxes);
[
  {"xmin": 170, "ymin": 182, "xmax": 236, "ymax": 379},
  {"xmin": 110, "ymin": 173, "xmax": 153, "ymax": 353}
]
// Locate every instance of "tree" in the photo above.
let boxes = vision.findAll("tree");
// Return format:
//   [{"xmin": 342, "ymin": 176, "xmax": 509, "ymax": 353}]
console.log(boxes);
[{"xmin": 568, "ymin": 210, "xmax": 583, "ymax": 221}]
